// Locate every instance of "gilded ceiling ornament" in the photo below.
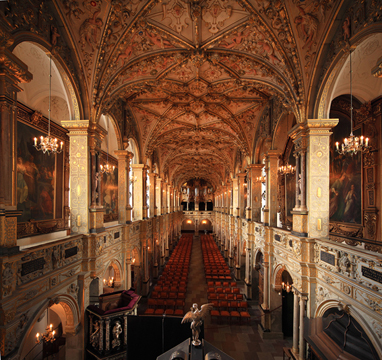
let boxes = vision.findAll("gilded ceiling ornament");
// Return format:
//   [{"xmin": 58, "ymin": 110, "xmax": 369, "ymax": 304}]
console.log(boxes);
[
  {"xmin": 202, "ymin": 0, "xmax": 233, "ymax": 34},
  {"xmin": 162, "ymin": 0, "xmax": 191, "ymax": 34}
]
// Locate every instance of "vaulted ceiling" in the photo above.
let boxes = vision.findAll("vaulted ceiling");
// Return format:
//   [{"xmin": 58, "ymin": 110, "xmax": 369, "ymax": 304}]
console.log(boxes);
[{"xmin": 52, "ymin": 0, "xmax": 339, "ymax": 188}]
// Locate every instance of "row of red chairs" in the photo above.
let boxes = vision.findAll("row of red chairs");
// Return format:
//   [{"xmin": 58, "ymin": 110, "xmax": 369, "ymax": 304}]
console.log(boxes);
[
  {"xmin": 151, "ymin": 291, "xmax": 186, "ymax": 299},
  {"xmin": 209, "ymin": 300, "xmax": 248, "ymax": 311},
  {"xmin": 208, "ymin": 292, "xmax": 244, "ymax": 301},
  {"xmin": 210, "ymin": 309, "xmax": 250, "ymax": 324},
  {"xmin": 207, "ymin": 287, "xmax": 241, "ymax": 295},
  {"xmin": 207, "ymin": 281, "xmax": 237, "ymax": 287},
  {"xmin": 144, "ymin": 235, "xmax": 193, "ymax": 316}
]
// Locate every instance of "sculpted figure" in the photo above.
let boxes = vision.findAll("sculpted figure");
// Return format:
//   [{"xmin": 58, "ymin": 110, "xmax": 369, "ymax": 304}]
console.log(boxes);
[
  {"xmin": 182, "ymin": 303, "xmax": 213, "ymax": 346},
  {"xmin": 294, "ymin": 6, "xmax": 318, "ymax": 51},
  {"xmin": 342, "ymin": 17, "xmax": 351, "ymax": 41},
  {"xmin": 112, "ymin": 321, "xmax": 123, "ymax": 348},
  {"xmin": 79, "ymin": 10, "xmax": 103, "ymax": 51},
  {"xmin": 90, "ymin": 320, "xmax": 100, "ymax": 348}
]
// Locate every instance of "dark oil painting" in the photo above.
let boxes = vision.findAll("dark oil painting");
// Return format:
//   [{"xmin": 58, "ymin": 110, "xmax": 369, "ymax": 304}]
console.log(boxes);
[
  {"xmin": 17, "ymin": 121, "xmax": 56, "ymax": 222},
  {"xmin": 102, "ymin": 166, "xmax": 118, "ymax": 218},
  {"xmin": 330, "ymin": 115, "xmax": 362, "ymax": 224}
]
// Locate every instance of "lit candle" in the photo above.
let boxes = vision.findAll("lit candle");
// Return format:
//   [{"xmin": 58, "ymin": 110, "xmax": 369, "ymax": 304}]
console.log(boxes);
[
  {"xmin": 360, "ymin": 136, "xmax": 364, "ymax": 145},
  {"xmin": 365, "ymin": 138, "xmax": 369, "ymax": 147},
  {"xmin": 344, "ymin": 138, "xmax": 348, "ymax": 145},
  {"xmin": 36, "ymin": 333, "xmax": 39, "ymax": 339},
  {"xmin": 50, "ymin": 324, "xmax": 53, "ymax": 331},
  {"xmin": 60, "ymin": 141, "xmax": 63, "ymax": 149},
  {"xmin": 52, "ymin": 330, "xmax": 55, "ymax": 338},
  {"xmin": 335, "ymin": 142, "xmax": 339, "ymax": 150},
  {"xmin": 40, "ymin": 136, "xmax": 43, "ymax": 143},
  {"xmin": 34, "ymin": 137, "xmax": 37, "ymax": 146},
  {"xmin": 103, "ymin": 279, "xmax": 106, "ymax": 284}
]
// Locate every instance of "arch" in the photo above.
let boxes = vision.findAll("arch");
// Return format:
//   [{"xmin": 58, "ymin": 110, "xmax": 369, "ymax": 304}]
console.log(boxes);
[
  {"xmin": 315, "ymin": 302, "xmax": 382, "ymax": 359},
  {"xmin": 18, "ymin": 294, "xmax": 81, "ymax": 358},
  {"xmin": 273, "ymin": 263, "xmax": 294, "ymax": 291},
  {"xmin": 11, "ymin": 39, "xmax": 83, "ymax": 121},
  {"xmin": 102, "ymin": 259, "xmax": 123, "ymax": 290},
  {"xmin": 127, "ymin": 137, "xmax": 140, "ymax": 164},
  {"xmin": 314, "ymin": 26, "xmax": 382, "ymax": 119},
  {"xmin": 103, "ymin": 113, "xmax": 123, "ymax": 151}
]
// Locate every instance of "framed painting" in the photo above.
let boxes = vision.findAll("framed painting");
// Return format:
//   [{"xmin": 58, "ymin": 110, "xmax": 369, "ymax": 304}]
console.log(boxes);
[
  {"xmin": 17, "ymin": 121, "xmax": 57, "ymax": 222},
  {"xmin": 16, "ymin": 104, "xmax": 69, "ymax": 238},
  {"xmin": 102, "ymin": 152, "xmax": 118, "ymax": 223},
  {"xmin": 329, "ymin": 113, "xmax": 362, "ymax": 224}
]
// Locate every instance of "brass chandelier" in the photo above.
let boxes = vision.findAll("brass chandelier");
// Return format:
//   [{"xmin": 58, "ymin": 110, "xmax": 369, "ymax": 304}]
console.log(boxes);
[
  {"xmin": 33, "ymin": 54, "xmax": 64, "ymax": 155},
  {"xmin": 278, "ymin": 164, "xmax": 295, "ymax": 176},
  {"xmin": 335, "ymin": 48, "xmax": 369, "ymax": 156}
]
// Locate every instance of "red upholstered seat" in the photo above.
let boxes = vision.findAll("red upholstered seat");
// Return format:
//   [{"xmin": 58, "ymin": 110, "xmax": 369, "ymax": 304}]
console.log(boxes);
[
  {"xmin": 230, "ymin": 310, "xmax": 241, "ymax": 324},
  {"xmin": 144, "ymin": 308, "xmax": 155, "ymax": 315},
  {"xmin": 240, "ymin": 311, "xmax": 251, "ymax": 324},
  {"xmin": 154, "ymin": 308, "xmax": 165, "ymax": 315}
]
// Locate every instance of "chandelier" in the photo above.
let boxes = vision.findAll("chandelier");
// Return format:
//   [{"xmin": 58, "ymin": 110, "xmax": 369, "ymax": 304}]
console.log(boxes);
[
  {"xmin": 33, "ymin": 54, "xmax": 64, "ymax": 155},
  {"xmin": 256, "ymin": 175, "xmax": 266, "ymax": 184},
  {"xmin": 335, "ymin": 48, "xmax": 369, "ymax": 155},
  {"xmin": 100, "ymin": 120, "xmax": 115, "ymax": 174},
  {"xmin": 36, "ymin": 308, "xmax": 56, "ymax": 344},
  {"xmin": 281, "ymin": 281, "xmax": 291, "ymax": 293},
  {"xmin": 278, "ymin": 164, "xmax": 296, "ymax": 176}
]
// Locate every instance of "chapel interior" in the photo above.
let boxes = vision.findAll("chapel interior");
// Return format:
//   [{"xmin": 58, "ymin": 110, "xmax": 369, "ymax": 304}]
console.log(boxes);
[{"xmin": 1, "ymin": 0, "xmax": 382, "ymax": 359}]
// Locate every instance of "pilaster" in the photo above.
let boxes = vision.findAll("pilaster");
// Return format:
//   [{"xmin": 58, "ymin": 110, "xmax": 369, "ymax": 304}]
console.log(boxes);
[
  {"xmin": 62, "ymin": 120, "xmax": 91, "ymax": 234},
  {"xmin": 115, "ymin": 150, "xmax": 133, "ymax": 224},
  {"xmin": 131, "ymin": 164, "xmax": 145, "ymax": 221},
  {"xmin": 265, "ymin": 150, "xmax": 281, "ymax": 227}
]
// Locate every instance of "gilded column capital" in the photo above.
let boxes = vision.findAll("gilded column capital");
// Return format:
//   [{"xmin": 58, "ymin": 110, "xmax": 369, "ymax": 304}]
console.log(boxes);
[
  {"xmin": 114, "ymin": 149, "xmax": 134, "ymax": 160},
  {"xmin": 62, "ymin": 120, "xmax": 90, "ymax": 134}
]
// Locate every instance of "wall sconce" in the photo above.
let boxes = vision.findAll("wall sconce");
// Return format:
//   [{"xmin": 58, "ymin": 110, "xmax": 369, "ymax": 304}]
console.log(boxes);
[
  {"xmin": 202, "ymin": 220, "xmax": 207, "ymax": 224},
  {"xmin": 187, "ymin": 220, "xmax": 192, "ymax": 224},
  {"xmin": 132, "ymin": 258, "xmax": 136, "ymax": 264}
]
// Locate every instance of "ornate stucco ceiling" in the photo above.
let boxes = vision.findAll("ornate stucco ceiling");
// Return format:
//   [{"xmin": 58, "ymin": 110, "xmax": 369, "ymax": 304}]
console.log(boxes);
[{"xmin": 52, "ymin": 0, "xmax": 339, "ymax": 188}]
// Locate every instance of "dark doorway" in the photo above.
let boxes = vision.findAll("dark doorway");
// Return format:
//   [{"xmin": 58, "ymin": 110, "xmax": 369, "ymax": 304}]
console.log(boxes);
[
  {"xmin": 206, "ymin": 201, "xmax": 213, "ymax": 211},
  {"xmin": 199, "ymin": 202, "xmax": 205, "ymax": 211},
  {"xmin": 282, "ymin": 290, "xmax": 294, "ymax": 336},
  {"xmin": 181, "ymin": 201, "xmax": 187, "ymax": 211},
  {"xmin": 188, "ymin": 202, "xmax": 195, "ymax": 211}
]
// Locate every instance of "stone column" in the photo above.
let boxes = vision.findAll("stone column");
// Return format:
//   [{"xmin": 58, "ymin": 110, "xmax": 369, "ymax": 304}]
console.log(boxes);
[
  {"xmin": 142, "ymin": 244, "xmax": 149, "ymax": 296},
  {"xmin": 294, "ymin": 152, "xmax": 300, "ymax": 210},
  {"xmin": 62, "ymin": 120, "xmax": 91, "ymax": 234},
  {"xmin": 126, "ymin": 258, "xmax": 132, "ymax": 289},
  {"xmin": 265, "ymin": 151, "xmax": 281, "ymax": 227},
  {"xmin": 232, "ymin": 178, "xmax": 239, "ymax": 217},
  {"xmin": 167, "ymin": 184, "xmax": 171, "ymax": 213},
  {"xmin": 143, "ymin": 165, "xmax": 149, "ymax": 219},
  {"xmin": 300, "ymin": 150, "xmax": 307, "ymax": 211},
  {"xmin": 247, "ymin": 164, "xmax": 263, "ymax": 222},
  {"xmin": 115, "ymin": 150, "xmax": 133, "ymax": 224},
  {"xmin": 293, "ymin": 289, "xmax": 300, "ymax": 355},
  {"xmin": 162, "ymin": 182, "xmax": 167, "ymax": 215},
  {"xmin": 244, "ymin": 243, "xmax": 252, "ymax": 299},
  {"xmin": 156, "ymin": 177, "xmax": 162, "ymax": 216},
  {"xmin": 289, "ymin": 119, "xmax": 338, "ymax": 238},
  {"xmin": 148, "ymin": 172, "xmax": 157, "ymax": 218},
  {"xmin": 131, "ymin": 164, "xmax": 145, "ymax": 221},
  {"xmin": 262, "ymin": 262, "xmax": 269, "ymax": 310},
  {"xmin": 238, "ymin": 172, "xmax": 246, "ymax": 218},
  {"xmin": 299, "ymin": 296, "xmax": 307, "ymax": 360}
]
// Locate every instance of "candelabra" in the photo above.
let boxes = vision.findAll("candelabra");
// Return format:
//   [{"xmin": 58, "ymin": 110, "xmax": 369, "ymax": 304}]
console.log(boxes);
[
  {"xmin": 256, "ymin": 175, "xmax": 266, "ymax": 183},
  {"xmin": 33, "ymin": 54, "xmax": 64, "ymax": 155},
  {"xmin": 281, "ymin": 281, "xmax": 291, "ymax": 293},
  {"xmin": 278, "ymin": 164, "xmax": 295, "ymax": 176},
  {"xmin": 336, "ymin": 48, "xmax": 370, "ymax": 156}
]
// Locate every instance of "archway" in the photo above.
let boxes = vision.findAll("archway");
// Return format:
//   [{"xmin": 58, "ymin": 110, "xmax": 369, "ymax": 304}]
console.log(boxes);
[
  {"xmin": 181, "ymin": 219, "xmax": 195, "ymax": 233},
  {"xmin": 252, "ymin": 250, "xmax": 263, "ymax": 303},
  {"xmin": 102, "ymin": 260, "xmax": 122, "ymax": 292},
  {"xmin": 19, "ymin": 295, "xmax": 80, "ymax": 360},
  {"xmin": 199, "ymin": 219, "xmax": 212, "ymax": 233}
]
